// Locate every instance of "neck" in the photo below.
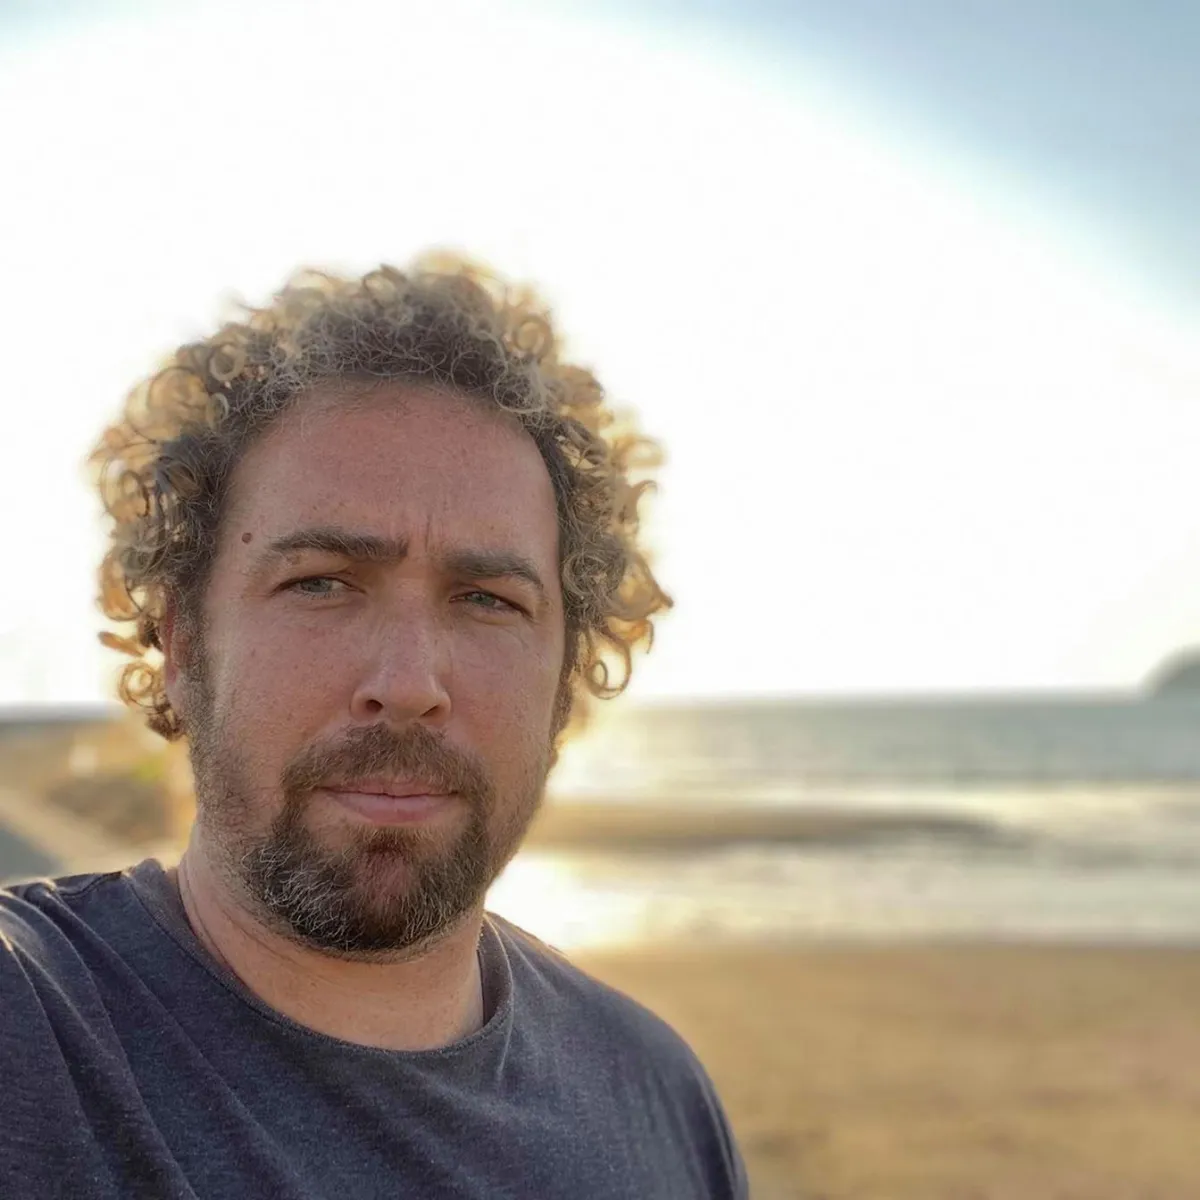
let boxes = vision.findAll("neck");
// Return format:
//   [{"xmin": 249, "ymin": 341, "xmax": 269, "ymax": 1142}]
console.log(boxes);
[{"xmin": 171, "ymin": 836, "xmax": 486, "ymax": 1052}]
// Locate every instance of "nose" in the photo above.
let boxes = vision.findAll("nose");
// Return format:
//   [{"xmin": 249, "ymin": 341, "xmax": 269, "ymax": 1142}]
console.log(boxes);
[{"xmin": 348, "ymin": 611, "xmax": 452, "ymax": 727}]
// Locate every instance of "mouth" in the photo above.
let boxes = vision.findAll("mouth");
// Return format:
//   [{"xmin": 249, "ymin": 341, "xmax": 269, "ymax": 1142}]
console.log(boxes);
[
  {"xmin": 325, "ymin": 777, "xmax": 449, "ymax": 798},
  {"xmin": 318, "ymin": 779, "xmax": 457, "ymax": 825}
]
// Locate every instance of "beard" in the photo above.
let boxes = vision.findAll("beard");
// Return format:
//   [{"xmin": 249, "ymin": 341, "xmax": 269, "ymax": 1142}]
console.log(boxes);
[{"xmin": 186, "ymin": 676, "xmax": 550, "ymax": 959}]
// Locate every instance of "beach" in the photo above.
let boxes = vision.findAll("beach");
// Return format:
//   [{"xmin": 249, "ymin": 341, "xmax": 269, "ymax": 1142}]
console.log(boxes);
[{"xmin": 580, "ymin": 942, "xmax": 1200, "ymax": 1200}]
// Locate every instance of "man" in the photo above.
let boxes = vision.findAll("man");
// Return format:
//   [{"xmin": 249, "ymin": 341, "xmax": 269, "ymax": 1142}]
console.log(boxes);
[{"xmin": 0, "ymin": 258, "xmax": 749, "ymax": 1198}]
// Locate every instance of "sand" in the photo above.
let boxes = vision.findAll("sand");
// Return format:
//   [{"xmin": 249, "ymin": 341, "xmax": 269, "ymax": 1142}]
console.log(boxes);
[{"xmin": 578, "ymin": 942, "xmax": 1200, "ymax": 1200}]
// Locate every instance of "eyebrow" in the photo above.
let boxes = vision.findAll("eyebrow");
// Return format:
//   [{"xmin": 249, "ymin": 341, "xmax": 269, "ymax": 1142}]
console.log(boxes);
[{"xmin": 255, "ymin": 526, "xmax": 551, "ymax": 608}]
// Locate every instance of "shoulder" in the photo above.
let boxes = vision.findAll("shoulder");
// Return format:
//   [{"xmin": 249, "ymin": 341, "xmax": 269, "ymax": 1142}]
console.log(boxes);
[
  {"xmin": 0, "ymin": 872, "xmax": 138, "ymax": 1195},
  {"xmin": 0, "ymin": 869, "xmax": 130, "ymax": 1012},
  {"xmin": 0, "ymin": 871, "xmax": 118, "ymax": 1056},
  {"xmin": 2, "ymin": 868, "xmax": 121, "ymax": 940}
]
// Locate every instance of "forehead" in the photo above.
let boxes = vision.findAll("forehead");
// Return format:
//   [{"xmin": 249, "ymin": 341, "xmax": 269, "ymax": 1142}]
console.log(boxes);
[{"xmin": 223, "ymin": 385, "xmax": 559, "ymax": 555}]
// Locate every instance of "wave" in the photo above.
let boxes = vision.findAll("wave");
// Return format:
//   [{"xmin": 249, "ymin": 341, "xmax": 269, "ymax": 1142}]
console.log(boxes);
[{"xmin": 528, "ymin": 800, "xmax": 1026, "ymax": 852}]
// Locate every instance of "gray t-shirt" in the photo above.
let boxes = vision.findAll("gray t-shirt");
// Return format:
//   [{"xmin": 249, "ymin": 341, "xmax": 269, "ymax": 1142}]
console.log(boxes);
[{"xmin": 0, "ymin": 860, "xmax": 748, "ymax": 1199}]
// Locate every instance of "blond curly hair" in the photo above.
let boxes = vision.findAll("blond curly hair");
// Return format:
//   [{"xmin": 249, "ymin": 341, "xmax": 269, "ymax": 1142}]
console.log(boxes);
[{"xmin": 92, "ymin": 254, "xmax": 671, "ymax": 743}]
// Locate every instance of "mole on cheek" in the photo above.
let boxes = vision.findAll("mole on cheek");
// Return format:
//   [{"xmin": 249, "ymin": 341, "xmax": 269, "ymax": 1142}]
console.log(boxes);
[{"xmin": 241, "ymin": 532, "xmax": 253, "ymax": 544}]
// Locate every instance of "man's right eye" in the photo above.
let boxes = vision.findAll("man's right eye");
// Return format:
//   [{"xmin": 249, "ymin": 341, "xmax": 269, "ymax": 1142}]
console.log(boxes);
[{"xmin": 284, "ymin": 576, "xmax": 349, "ymax": 597}]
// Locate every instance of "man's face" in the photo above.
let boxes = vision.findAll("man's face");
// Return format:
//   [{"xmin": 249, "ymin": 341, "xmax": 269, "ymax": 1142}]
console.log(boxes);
[{"xmin": 170, "ymin": 385, "xmax": 566, "ymax": 957}]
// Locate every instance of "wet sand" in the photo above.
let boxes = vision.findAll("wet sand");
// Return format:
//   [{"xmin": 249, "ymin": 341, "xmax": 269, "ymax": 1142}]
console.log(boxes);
[{"xmin": 579, "ymin": 942, "xmax": 1200, "ymax": 1200}]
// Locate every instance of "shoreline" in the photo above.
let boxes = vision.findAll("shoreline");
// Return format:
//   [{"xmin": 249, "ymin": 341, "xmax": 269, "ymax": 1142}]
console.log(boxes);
[{"xmin": 525, "ymin": 800, "xmax": 1007, "ymax": 850}]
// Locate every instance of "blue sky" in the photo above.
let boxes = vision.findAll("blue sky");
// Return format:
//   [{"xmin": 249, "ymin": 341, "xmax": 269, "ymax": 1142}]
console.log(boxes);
[{"xmin": 641, "ymin": 0, "xmax": 1200, "ymax": 308}]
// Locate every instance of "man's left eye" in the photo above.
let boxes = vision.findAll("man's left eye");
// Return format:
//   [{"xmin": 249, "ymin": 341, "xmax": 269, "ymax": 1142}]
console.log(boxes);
[{"xmin": 461, "ymin": 590, "xmax": 520, "ymax": 613}]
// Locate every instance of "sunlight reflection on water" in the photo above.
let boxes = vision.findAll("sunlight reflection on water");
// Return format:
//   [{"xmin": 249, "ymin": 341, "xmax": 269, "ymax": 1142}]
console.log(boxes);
[
  {"xmin": 485, "ymin": 853, "xmax": 649, "ymax": 950},
  {"xmin": 486, "ymin": 841, "xmax": 1200, "ymax": 952}
]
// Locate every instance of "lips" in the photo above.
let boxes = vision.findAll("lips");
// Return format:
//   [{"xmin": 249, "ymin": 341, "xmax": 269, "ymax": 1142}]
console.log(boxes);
[
  {"xmin": 323, "ymin": 778, "xmax": 450, "ymax": 800},
  {"xmin": 318, "ymin": 780, "xmax": 457, "ymax": 826}
]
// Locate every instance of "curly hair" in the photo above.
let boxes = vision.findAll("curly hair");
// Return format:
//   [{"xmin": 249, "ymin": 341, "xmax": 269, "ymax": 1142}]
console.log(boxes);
[{"xmin": 91, "ymin": 253, "xmax": 671, "ymax": 743}]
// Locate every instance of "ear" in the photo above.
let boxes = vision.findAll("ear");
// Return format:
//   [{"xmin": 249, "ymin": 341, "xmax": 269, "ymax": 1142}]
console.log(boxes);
[{"xmin": 159, "ymin": 597, "xmax": 193, "ymax": 723}]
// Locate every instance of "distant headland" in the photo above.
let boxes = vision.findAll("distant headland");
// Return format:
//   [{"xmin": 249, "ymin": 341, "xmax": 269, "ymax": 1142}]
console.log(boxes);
[{"xmin": 1146, "ymin": 650, "xmax": 1200, "ymax": 696}]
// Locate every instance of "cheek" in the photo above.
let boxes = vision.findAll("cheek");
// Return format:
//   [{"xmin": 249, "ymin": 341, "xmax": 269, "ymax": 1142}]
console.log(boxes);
[
  {"xmin": 451, "ymin": 633, "xmax": 561, "ymax": 741},
  {"xmin": 212, "ymin": 620, "xmax": 351, "ymax": 731},
  {"xmin": 456, "ymin": 621, "xmax": 560, "ymax": 688}
]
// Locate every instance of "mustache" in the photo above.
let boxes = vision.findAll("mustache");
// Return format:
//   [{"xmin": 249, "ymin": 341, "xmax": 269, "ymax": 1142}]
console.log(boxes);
[{"xmin": 280, "ymin": 724, "xmax": 493, "ymax": 808}]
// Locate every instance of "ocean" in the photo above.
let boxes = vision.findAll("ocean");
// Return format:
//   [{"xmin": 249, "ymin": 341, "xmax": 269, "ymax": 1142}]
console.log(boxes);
[{"xmin": 488, "ymin": 694, "xmax": 1200, "ymax": 949}]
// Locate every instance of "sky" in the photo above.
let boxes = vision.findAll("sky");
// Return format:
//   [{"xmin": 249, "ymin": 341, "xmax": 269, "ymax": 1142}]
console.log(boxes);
[{"xmin": 1, "ymin": 0, "xmax": 1199, "ymax": 704}]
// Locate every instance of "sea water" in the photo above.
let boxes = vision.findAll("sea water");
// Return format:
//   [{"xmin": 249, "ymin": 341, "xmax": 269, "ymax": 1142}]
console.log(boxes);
[{"xmin": 488, "ymin": 694, "xmax": 1200, "ymax": 948}]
